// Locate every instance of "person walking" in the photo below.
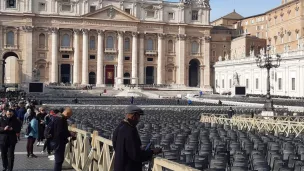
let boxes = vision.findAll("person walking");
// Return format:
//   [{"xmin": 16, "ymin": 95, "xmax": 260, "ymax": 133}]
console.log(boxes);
[
  {"xmin": 228, "ymin": 107, "xmax": 235, "ymax": 118},
  {"xmin": 25, "ymin": 112, "xmax": 38, "ymax": 158},
  {"xmin": 112, "ymin": 105, "xmax": 162, "ymax": 171},
  {"xmin": 130, "ymin": 96, "xmax": 134, "ymax": 104},
  {"xmin": 36, "ymin": 107, "xmax": 47, "ymax": 146},
  {"xmin": 41, "ymin": 110, "xmax": 57, "ymax": 155},
  {"xmin": 0, "ymin": 109, "xmax": 22, "ymax": 171},
  {"xmin": 52, "ymin": 107, "xmax": 75, "ymax": 171}
]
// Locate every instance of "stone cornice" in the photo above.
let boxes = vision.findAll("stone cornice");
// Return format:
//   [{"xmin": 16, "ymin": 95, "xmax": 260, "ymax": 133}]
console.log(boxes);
[{"xmin": 215, "ymin": 50, "xmax": 304, "ymax": 67}]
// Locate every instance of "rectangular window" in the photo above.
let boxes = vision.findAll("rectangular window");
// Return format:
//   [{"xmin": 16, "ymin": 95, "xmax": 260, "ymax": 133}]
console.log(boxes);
[
  {"xmin": 246, "ymin": 79, "xmax": 249, "ymax": 88},
  {"xmin": 192, "ymin": 10, "xmax": 198, "ymax": 20},
  {"xmin": 38, "ymin": 53, "xmax": 46, "ymax": 59},
  {"xmin": 278, "ymin": 78, "xmax": 282, "ymax": 90},
  {"xmin": 62, "ymin": 54, "xmax": 69, "ymax": 59},
  {"xmin": 256, "ymin": 78, "xmax": 259, "ymax": 89},
  {"xmin": 222, "ymin": 79, "xmax": 225, "ymax": 88},
  {"xmin": 38, "ymin": 3, "xmax": 46, "ymax": 11},
  {"xmin": 216, "ymin": 80, "xmax": 218, "ymax": 87},
  {"xmin": 147, "ymin": 58, "xmax": 153, "ymax": 62},
  {"xmin": 90, "ymin": 6, "xmax": 96, "ymax": 12},
  {"xmin": 168, "ymin": 12, "xmax": 174, "ymax": 20},
  {"xmin": 61, "ymin": 5, "xmax": 71, "ymax": 12},
  {"xmin": 229, "ymin": 79, "xmax": 232, "ymax": 88},
  {"xmin": 256, "ymin": 32, "xmax": 260, "ymax": 38},
  {"xmin": 125, "ymin": 8, "xmax": 131, "ymax": 14},
  {"xmin": 124, "ymin": 56, "xmax": 130, "ymax": 60},
  {"xmin": 7, "ymin": 0, "xmax": 16, "ymax": 8},
  {"xmin": 212, "ymin": 51, "xmax": 216, "ymax": 57},
  {"xmin": 147, "ymin": 11, "xmax": 155, "ymax": 18},
  {"xmin": 292, "ymin": 78, "xmax": 295, "ymax": 90},
  {"xmin": 89, "ymin": 55, "xmax": 95, "ymax": 60}
]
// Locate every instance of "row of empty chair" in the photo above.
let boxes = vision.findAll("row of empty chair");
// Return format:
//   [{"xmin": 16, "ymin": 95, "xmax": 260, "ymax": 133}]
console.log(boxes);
[{"xmin": 65, "ymin": 108, "xmax": 304, "ymax": 170}]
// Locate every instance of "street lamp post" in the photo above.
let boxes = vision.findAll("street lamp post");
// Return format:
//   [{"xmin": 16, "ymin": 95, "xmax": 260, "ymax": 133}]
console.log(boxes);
[{"xmin": 255, "ymin": 45, "xmax": 281, "ymax": 111}]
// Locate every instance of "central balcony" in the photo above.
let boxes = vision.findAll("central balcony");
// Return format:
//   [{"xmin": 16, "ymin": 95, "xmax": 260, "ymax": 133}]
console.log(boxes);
[
  {"xmin": 105, "ymin": 48, "xmax": 117, "ymax": 54},
  {"xmin": 59, "ymin": 46, "xmax": 73, "ymax": 52},
  {"xmin": 145, "ymin": 50, "xmax": 158, "ymax": 56}
]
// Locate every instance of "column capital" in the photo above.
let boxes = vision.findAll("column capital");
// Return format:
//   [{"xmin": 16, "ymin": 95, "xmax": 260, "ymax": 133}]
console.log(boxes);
[
  {"xmin": 48, "ymin": 27, "xmax": 58, "ymax": 33},
  {"xmin": 22, "ymin": 26, "xmax": 34, "ymax": 32},
  {"xmin": 177, "ymin": 34, "xmax": 186, "ymax": 40},
  {"xmin": 204, "ymin": 35, "xmax": 211, "ymax": 42},
  {"xmin": 73, "ymin": 29, "xmax": 81, "ymax": 34},
  {"xmin": 158, "ymin": 33, "xmax": 166, "ymax": 39},
  {"xmin": 132, "ymin": 32, "xmax": 139, "ymax": 37},
  {"xmin": 82, "ymin": 29, "xmax": 89, "ymax": 34},
  {"xmin": 117, "ymin": 31, "xmax": 124, "ymax": 36},
  {"xmin": 97, "ymin": 30, "xmax": 105, "ymax": 35}
]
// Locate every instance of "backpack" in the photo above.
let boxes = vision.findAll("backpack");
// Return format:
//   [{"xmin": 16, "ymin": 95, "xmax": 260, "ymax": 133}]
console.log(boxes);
[
  {"xmin": 25, "ymin": 122, "xmax": 31, "ymax": 136},
  {"xmin": 44, "ymin": 116, "xmax": 55, "ymax": 139}
]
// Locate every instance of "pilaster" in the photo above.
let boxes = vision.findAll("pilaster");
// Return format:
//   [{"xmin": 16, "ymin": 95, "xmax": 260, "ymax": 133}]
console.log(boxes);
[{"xmin": 22, "ymin": 26, "xmax": 34, "ymax": 83}]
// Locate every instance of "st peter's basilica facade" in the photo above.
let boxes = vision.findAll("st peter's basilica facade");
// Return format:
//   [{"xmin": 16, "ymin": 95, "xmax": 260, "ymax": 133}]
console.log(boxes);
[{"xmin": 1, "ymin": 0, "xmax": 212, "ymax": 89}]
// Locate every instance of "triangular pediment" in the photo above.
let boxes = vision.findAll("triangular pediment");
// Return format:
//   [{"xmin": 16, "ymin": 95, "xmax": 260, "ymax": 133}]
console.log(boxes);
[{"xmin": 83, "ymin": 5, "xmax": 139, "ymax": 22}]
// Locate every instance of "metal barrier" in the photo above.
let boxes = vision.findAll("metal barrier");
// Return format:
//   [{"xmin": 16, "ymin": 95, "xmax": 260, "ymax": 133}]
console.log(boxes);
[
  {"xmin": 65, "ymin": 127, "xmax": 199, "ymax": 171},
  {"xmin": 200, "ymin": 114, "xmax": 304, "ymax": 137}
]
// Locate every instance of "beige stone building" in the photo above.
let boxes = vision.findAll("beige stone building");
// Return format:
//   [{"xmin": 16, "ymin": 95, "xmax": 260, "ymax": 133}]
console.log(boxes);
[
  {"xmin": 0, "ymin": 0, "xmax": 212, "ymax": 89},
  {"xmin": 234, "ymin": 0, "xmax": 302, "ymax": 54},
  {"xmin": 214, "ymin": 0, "xmax": 304, "ymax": 97}
]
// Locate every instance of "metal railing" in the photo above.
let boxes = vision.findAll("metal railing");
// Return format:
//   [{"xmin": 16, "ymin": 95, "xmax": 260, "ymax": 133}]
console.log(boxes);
[
  {"xmin": 200, "ymin": 114, "xmax": 304, "ymax": 137},
  {"xmin": 65, "ymin": 126, "xmax": 199, "ymax": 171}
]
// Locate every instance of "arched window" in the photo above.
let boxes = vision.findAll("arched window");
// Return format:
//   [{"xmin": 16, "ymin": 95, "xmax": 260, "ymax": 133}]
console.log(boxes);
[
  {"xmin": 62, "ymin": 34, "xmax": 70, "ymax": 47},
  {"xmin": 39, "ymin": 33, "xmax": 46, "ymax": 48},
  {"xmin": 6, "ymin": 31, "xmax": 14, "ymax": 45},
  {"xmin": 168, "ymin": 40, "xmax": 173, "ymax": 52},
  {"xmin": 124, "ymin": 38, "xmax": 130, "ymax": 51},
  {"xmin": 89, "ymin": 36, "xmax": 95, "ymax": 50},
  {"xmin": 106, "ymin": 36, "xmax": 114, "ymax": 48},
  {"xmin": 147, "ymin": 39, "xmax": 154, "ymax": 50},
  {"xmin": 191, "ymin": 41, "xmax": 199, "ymax": 54}
]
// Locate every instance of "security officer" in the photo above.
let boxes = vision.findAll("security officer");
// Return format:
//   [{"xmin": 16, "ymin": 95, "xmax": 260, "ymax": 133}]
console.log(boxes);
[{"xmin": 112, "ymin": 105, "xmax": 162, "ymax": 171}]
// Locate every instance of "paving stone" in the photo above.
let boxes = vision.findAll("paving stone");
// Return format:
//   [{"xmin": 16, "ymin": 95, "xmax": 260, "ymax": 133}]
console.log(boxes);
[{"xmin": 0, "ymin": 137, "xmax": 75, "ymax": 171}]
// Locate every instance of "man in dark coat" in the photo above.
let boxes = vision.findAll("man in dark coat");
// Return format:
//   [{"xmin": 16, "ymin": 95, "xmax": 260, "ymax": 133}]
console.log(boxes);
[
  {"xmin": 112, "ymin": 105, "xmax": 162, "ymax": 171},
  {"xmin": 0, "ymin": 109, "xmax": 22, "ymax": 171},
  {"xmin": 228, "ymin": 107, "xmax": 235, "ymax": 118},
  {"xmin": 52, "ymin": 107, "xmax": 75, "ymax": 171}
]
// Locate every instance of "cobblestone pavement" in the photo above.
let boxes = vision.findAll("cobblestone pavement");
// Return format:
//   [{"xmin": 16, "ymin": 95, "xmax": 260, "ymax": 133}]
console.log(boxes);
[{"xmin": 0, "ymin": 136, "xmax": 74, "ymax": 171}]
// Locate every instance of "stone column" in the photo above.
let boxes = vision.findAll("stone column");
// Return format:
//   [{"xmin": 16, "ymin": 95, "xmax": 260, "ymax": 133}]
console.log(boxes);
[
  {"xmin": 58, "ymin": 64, "xmax": 61, "ymax": 83},
  {"xmin": 139, "ymin": 33, "xmax": 145, "ymax": 84},
  {"xmin": 200, "ymin": 65, "xmax": 204, "ymax": 88},
  {"xmin": 177, "ymin": 34, "xmax": 186, "ymax": 86},
  {"xmin": 103, "ymin": 66, "xmax": 106, "ymax": 84},
  {"xmin": 204, "ymin": 36, "xmax": 211, "ymax": 89},
  {"xmin": 0, "ymin": 60, "xmax": 3, "ymax": 84},
  {"xmin": 96, "ymin": 30, "xmax": 105, "ymax": 87},
  {"xmin": 131, "ymin": 32, "xmax": 138, "ymax": 84},
  {"xmin": 117, "ymin": 31, "xmax": 124, "ymax": 86},
  {"xmin": 50, "ymin": 28, "xmax": 58, "ymax": 83},
  {"xmin": 81, "ymin": 29, "xmax": 89, "ymax": 85},
  {"xmin": 18, "ymin": 60, "xmax": 23, "ymax": 84},
  {"xmin": 70, "ymin": 64, "xmax": 73, "ymax": 83},
  {"xmin": 73, "ymin": 29, "xmax": 80, "ymax": 84},
  {"xmin": 157, "ymin": 33, "xmax": 165, "ymax": 84},
  {"xmin": 22, "ymin": 26, "xmax": 33, "ymax": 83}
]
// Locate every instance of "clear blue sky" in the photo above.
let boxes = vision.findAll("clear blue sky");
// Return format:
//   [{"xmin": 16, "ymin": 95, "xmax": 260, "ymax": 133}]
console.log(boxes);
[{"xmin": 168, "ymin": 0, "xmax": 281, "ymax": 21}]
